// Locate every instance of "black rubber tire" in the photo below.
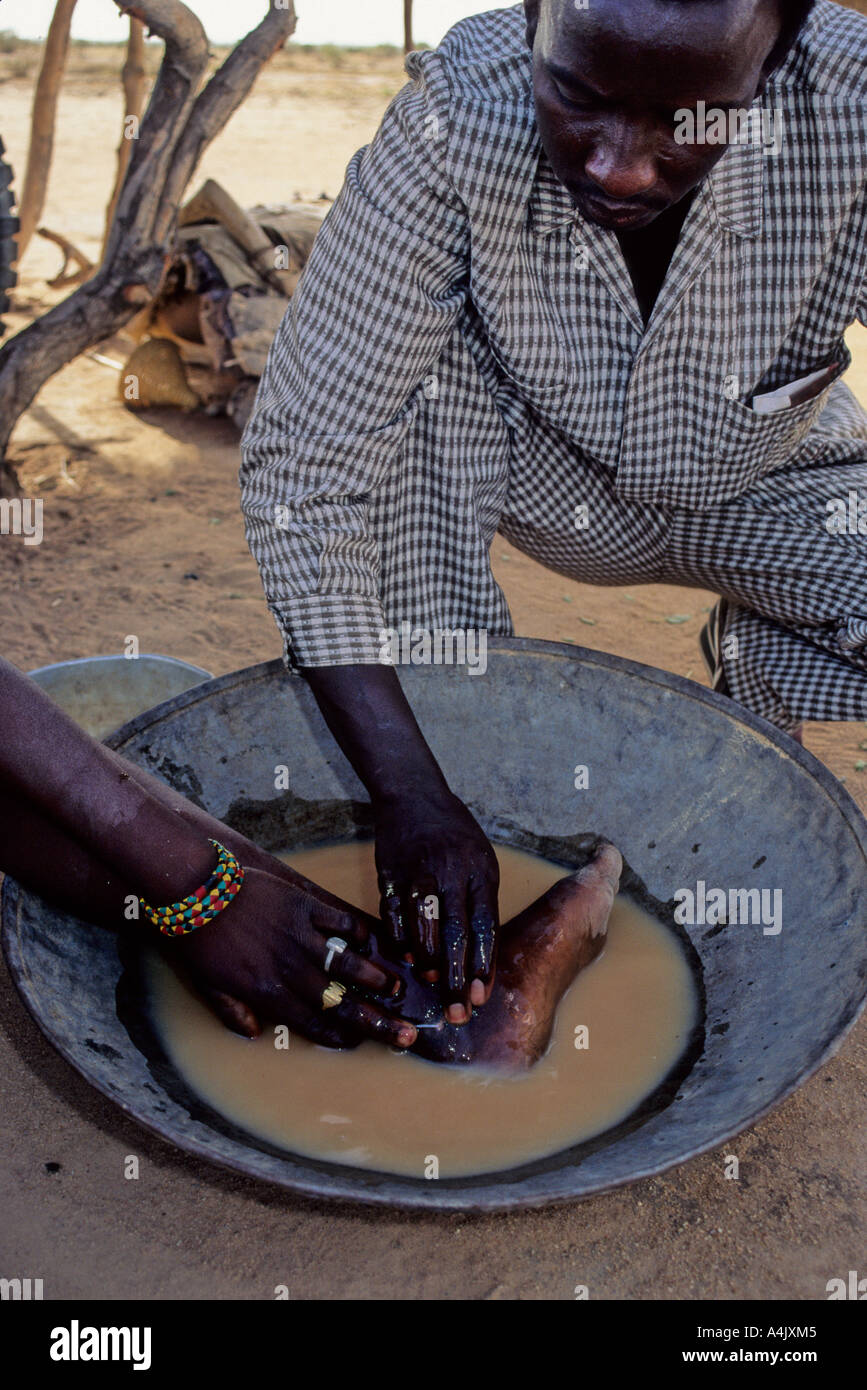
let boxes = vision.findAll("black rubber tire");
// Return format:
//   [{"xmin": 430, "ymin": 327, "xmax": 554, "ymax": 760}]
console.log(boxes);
[{"xmin": 0, "ymin": 136, "xmax": 20, "ymax": 336}]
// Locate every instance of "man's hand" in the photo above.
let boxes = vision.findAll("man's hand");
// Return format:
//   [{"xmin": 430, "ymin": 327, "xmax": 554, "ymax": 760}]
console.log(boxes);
[
  {"xmin": 169, "ymin": 866, "xmax": 418, "ymax": 1050},
  {"xmin": 374, "ymin": 788, "xmax": 499, "ymax": 1023},
  {"xmin": 302, "ymin": 661, "xmax": 502, "ymax": 1023}
]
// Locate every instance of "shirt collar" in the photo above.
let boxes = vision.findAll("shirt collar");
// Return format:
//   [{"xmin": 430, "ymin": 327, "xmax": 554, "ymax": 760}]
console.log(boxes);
[
  {"xmin": 705, "ymin": 119, "xmax": 765, "ymax": 238},
  {"xmin": 527, "ymin": 145, "xmax": 576, "ymax": 236}
]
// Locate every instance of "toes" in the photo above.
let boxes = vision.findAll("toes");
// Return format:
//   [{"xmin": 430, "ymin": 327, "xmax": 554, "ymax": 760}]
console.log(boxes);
[{"xmin": 577, "ymin": 843, "xmax": 623, "ymax": 897}]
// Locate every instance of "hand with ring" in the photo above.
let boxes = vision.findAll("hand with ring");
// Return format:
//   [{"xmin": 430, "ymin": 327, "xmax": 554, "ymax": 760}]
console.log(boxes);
[{"xmin": 171, "ymin": 866, "xmax": 418, "ymax": 1050}]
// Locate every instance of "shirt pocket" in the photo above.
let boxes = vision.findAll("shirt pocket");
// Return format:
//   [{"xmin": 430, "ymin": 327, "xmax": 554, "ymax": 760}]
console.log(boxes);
[
  {"xmin": 712, "ymin": 354, "xmax": 850, "ymax": 479},
  {"xmin": 485, "ymin": 236, "xmax": 575, "ymax": 402}
]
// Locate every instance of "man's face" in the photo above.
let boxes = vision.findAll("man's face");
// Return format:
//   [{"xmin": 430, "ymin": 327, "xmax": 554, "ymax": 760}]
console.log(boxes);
[{"xmin": 526, "ymin": 0, "xmax": 783, "ymax": 230}]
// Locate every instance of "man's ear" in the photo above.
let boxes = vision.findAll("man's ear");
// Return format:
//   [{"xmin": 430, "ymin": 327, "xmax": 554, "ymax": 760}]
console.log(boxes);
[{"xmin": 524, "ymin": 0, "xmax": 541, "ymax": 49}]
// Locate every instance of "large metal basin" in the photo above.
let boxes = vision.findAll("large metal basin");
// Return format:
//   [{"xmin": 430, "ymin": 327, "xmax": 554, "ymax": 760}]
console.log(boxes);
[{"xmin": 3, "ymin": 639, "xmax": 866, "ymax": 1211}]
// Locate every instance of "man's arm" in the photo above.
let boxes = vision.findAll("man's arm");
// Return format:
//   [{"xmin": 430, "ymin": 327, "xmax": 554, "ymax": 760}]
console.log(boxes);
[
  {"xmin": 0, "ymin": 656, "xmax": 417, "ymax": 1049},
  {"xmin": 240, "ymin": 50, "xmax": 501, "ymax": 1019},
  {"xmin": 302, "ymin": 664, "xmax": 499, "ymax": 1023},
  {"xmin": 240, "ymin": 48, "xmax": 470, "ymax": 670},
  {"xmin": 0, "ymin": 656, "xmax": 215, "ymax": 904}
]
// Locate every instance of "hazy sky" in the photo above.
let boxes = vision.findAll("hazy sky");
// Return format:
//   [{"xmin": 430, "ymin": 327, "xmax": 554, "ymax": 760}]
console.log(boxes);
[{"xmin": 0, "ymin": 1, "xmax": 502, "ymax": 47}]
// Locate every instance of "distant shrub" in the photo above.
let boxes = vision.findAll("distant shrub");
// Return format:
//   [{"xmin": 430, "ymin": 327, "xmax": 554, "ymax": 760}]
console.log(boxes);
[
  {"xmin": 318, "ymin": 43, "xmax": 345, "ymax": 67},
  {"xmin": 0, "ymin": 30, "xmax": 20, "ymax": 54},
  {"xmin": 287, "ymin": 42, "xmax": 403, "ymax": 65}
]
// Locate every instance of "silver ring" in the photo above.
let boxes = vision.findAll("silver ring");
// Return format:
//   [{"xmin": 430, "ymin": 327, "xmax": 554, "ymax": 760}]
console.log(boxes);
[{"xmin": 323, "ymin": 936, "xmax": 348, "ymax": 974}]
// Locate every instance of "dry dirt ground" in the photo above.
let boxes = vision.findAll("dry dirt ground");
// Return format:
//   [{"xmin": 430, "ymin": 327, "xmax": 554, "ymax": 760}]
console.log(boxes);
[{"xmin": 0, "ymin": 38, "xmax": 866, "ymax": 1300}]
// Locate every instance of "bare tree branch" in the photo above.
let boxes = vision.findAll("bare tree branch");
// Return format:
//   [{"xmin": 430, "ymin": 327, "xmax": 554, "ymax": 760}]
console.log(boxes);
[
  {"xmin": 15, "ymin": 0, "xmax": 78, "ymax": 264},
  {"xmin": 154, "ymin": 1, "xmax": 298, "ymax": 240},
  {"xmin": 101, "ymin": 16, "xmax": 148, "ymax": 260},
  {"xmin": 37, "ymin": 226, "xmax": 95, "ymax": 287},
  {"xmin": 0, "ymin": 0, "xmax": 210, "ymax": 476},
  {"xmin": 102, "ymin": 0, "xmax": 209, "ymax": 262},
  {"xmin": 0, "ymin": 1, "xmax": 298, "ymax": 487}
]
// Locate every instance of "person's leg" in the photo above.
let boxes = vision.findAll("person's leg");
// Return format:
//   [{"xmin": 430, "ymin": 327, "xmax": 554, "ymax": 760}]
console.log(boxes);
[
  {"xmin": 502, "ymin": 397, "xmax": 867, "ymax": 734},
  {"xmin": 500, "ymin": 425, "xmax": 672, "ymax": 589},
  {"xmin": 699, "ymin": 602, "xmax": 866, "ymax": 733},
  {"xmin": 666, "ymin": 452, "xmax": 867, "ymax": 733},
  {"xmin": 376, "ymin": 842, "xmax": 623, "ymax": 1069}
]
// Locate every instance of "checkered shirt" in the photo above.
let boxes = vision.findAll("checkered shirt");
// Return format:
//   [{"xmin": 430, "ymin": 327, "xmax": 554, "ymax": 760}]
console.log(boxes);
[{"xmin": 240, "ymin": 1, "xmax": 867, "ymax": 722}]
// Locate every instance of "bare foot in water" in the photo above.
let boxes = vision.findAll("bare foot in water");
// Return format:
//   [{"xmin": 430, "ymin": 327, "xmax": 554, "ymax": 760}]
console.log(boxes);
[{"xmin": 372, "ymin": 841, "xmax": 623, "ymax": 1070}]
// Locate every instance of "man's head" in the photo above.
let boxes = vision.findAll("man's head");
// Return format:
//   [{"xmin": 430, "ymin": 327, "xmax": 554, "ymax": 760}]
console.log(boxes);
[{"xmin": 524, "ymin": 0, "xmax": 816, "ymax": 230}]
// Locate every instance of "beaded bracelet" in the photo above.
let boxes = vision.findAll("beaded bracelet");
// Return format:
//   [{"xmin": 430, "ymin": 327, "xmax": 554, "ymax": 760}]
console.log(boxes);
[{"xmin": 139, "ymin": 839, "xmax": 245, "ymax": 936}]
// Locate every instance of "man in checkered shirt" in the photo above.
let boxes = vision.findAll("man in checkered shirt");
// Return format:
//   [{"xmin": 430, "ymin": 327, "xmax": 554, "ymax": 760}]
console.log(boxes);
[{"xmin": 240, "ymin": 0, "xmax": 867, "ymax": 1019}]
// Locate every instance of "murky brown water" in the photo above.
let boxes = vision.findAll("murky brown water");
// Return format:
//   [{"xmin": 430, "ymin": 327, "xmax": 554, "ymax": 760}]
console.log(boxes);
[{"xmin": 146, "ymin": 843, "xmax": 698, "ymax": 1178}]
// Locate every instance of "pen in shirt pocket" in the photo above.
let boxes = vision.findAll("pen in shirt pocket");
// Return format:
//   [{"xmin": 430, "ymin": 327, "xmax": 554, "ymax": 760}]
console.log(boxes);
[{"xmin": 750, "ymin": 361, "xmax": 841, "ymax": 415}]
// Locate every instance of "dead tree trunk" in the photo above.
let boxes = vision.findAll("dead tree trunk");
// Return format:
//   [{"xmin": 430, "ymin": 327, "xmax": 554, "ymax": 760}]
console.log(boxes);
[
  {"xmin": 403, "ymin": 1, "xmax": 414, "ymax": 54},
  {"xmin": 102, "ymin": 16, "xmax": 148, "ymax": 261},
  {"xmin": 0, "ymin": 1, "xmax": 297, "ymax": 491},
  {"xmin": 15, "ymin": 0, "xmax": 79, "ymax": 265}
]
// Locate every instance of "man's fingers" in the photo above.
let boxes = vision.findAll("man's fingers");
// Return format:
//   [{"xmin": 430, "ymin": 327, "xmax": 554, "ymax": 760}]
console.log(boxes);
[
  {"xmin": 467, "ymin": 880, "xmax": 498, "ymax": 1008},
  {"xmin": 377, "ymin": 870, "xmax": 409, "ymax": 952},
  {"xmin": 275, "ymin": 867, "xmax": 372, "ymax": 946},
  {"xmin": 260, "ymin": 987, "xmax": 362, "ymax": 1050},
  {"xmin": 309, "ymin": 898, "xmax": 374, "ymax": 948},
  {"xmin": 309, "ymin": 930, "xmax": 401, "ymax": 996},
  {"xmin": 439, "ymin": 889, "xmax": 470, "ymax": 1023},
  {"xmin": 284, "ymin": 959, "xmax": 416, "ymax": 1047},
  {"xmin": 333, "ymin": 995, "xmax": 417, "ymax": 1049},
  {"xmin": 268, "ymin": 993, "xmax": 363, "ymax": 1050},
  {"xmin": 407, "ymin": 877, "xmax": 440, "ymax": 977},
  {"xmin": 297, "ymin": 1006, "xmax": 363, "ymax": 1051},
  {"xmin": 202, "ymin": 989, "xmax": 262, "ymax": 1039},
  {"xmin": 199, "ymin": 972, "xmax": 362, "ymax": 1051}
]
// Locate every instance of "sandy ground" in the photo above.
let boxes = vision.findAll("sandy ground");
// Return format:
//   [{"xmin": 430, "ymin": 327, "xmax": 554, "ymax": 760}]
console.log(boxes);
[{"xmin": 1, "ymin": 43, "xmax": 866, "ymax": 1300}]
